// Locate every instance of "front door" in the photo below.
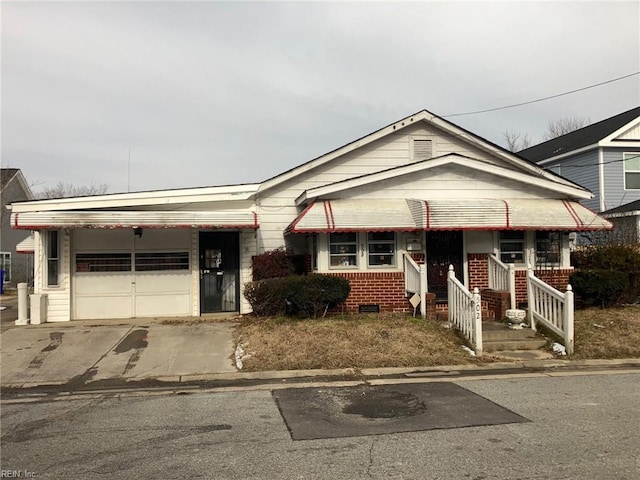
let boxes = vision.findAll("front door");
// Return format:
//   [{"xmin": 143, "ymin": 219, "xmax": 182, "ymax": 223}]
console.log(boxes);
[
  {"xmin": 199, "ymin": 232, "xmax": 240, "ymax": 313},
  {"xmin": 425, "ymin": 231, "xmax": 463, "ymax": 300}
]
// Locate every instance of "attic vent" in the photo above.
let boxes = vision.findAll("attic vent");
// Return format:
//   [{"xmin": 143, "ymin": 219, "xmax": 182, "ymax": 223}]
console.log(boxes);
[{"xmin": 413, "ymin": 139, "xmax": 433, "ymax": 161}]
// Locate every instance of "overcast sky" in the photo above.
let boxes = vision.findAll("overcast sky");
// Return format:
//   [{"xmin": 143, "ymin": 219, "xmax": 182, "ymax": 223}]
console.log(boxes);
[{"xmin": 2, "ymin": 1, "xmax": 639, "ymax": 195}]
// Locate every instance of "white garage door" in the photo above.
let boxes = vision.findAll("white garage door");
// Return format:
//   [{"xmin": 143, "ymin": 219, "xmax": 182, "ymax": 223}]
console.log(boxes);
[{"xmin": 72, "ymin": 230, "xmax": 192, "ymax": 319}]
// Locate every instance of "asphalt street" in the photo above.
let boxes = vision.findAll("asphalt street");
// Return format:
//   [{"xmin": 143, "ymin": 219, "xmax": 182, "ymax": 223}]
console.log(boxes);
[{"xmin": 2, "ymin": 372, "xmax": 638, "ymax": 479}]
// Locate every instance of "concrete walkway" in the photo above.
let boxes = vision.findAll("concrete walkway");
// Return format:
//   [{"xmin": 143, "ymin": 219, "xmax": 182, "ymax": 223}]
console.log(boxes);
[{"xmin": 1, "ymin": 318, "xmax": 238, "ymax": 389}]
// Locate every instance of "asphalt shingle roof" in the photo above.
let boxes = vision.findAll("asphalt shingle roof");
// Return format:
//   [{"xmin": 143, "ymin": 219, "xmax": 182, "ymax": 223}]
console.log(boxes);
[
  {"xmin": 601, "ymin": 199, "xmax": 640, "ymax": 215},
  {"xmin": 518, "ymin": 107, "xmax": 640, "ymax": 163}
]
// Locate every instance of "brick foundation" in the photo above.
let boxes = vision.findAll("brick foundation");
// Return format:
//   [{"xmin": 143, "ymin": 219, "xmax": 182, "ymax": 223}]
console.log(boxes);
[{"xmin": 329, "ymin": 271, "xmax": 411, "ymax": 314}]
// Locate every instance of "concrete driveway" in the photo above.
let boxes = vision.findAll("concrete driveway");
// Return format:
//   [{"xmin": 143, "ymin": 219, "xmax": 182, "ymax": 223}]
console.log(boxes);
[{"xmin": 1, "ymin": 319, "xmax": 237, "ymax": 389}]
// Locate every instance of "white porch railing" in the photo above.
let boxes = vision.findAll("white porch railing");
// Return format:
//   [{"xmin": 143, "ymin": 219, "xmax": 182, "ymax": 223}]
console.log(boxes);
[
  {"xmin": 404, "ymin": 253, "xmax": 427, "ymax": 317},
  {"xmin": 488, "ymin": 254, "xmax": 516, "ymax": 309},
  {"xmin": 526, "ymin": 268, "xmax": 574, "ymax": 355},
  {"xmin": 447, "ymin": 265, "xmax": 483, "ymax": 355}
]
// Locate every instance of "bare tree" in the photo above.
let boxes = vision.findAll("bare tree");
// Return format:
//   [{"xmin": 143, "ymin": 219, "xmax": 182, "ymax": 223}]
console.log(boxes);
[
  {"xmin": 36, "ymin": 182, "xmax": 108, "ymax": 199},
  {"xmin": 542, "ymin": 116, "xmax": 590, "ymax": 141},
  {"xmin": 503, "ymin": 128, "xmax": 532, "ymax": 152}
]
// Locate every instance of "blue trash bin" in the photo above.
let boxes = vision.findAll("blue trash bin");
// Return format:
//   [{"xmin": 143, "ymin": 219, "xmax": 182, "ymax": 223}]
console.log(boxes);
[{"xmin": 0, "ymin": 269, "xmax": 4, "ymax": 294}]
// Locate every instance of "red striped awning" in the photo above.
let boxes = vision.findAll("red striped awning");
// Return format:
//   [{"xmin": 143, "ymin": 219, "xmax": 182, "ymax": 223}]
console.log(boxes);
[
  {"xmin": 11, "ymin": 210, "xmax": 259, "ymax": 230},
  {"xmin": 286, "ymin": 198, "xmax": 612, "ymax": 233}
]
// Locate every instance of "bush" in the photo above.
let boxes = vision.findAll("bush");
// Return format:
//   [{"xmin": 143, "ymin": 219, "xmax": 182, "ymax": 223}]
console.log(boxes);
[
  {"xmin": 570, "ymin": 269, "xmax": 630, "ymax": 308},
  {"xmin": 572, "ymin": 244, "xmax": 640, "ymax": 303},
  {"xmin": 251, "ymin": 247, "xmax": 297, "ymax": 281},
  {"xmin": 244, "ymin": 274, "xmax": 351, "ymax": 318}
]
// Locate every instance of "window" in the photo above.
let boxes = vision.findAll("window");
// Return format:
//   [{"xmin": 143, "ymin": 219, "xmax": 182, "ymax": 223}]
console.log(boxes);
[
  {"xmin": 499, "ymin": 231, "xmax": 525, "ymax": 264},
  {"xmin": 329, "ymin": 232, "xmax": 358, "ymax": 267},
  {"xmin": 0, "ymin": 252, "xmax": 10, "ymax": 283},
  {"xmin": 368, "ymin": 232, "xmax": 395, "ymax": 266},
  {"xmin": 76, "ymin": 253, "xmax": 132, "ymax": 272},
  {"xmin": 624, "ymin": 152, "xmax": 640, "ymax": 189},
  {"xmin": 412, "ymin": 138, "xmax": 433, "ymax": 161},
  {"xmin": 535, "ymin": 231, "xmax": 561, "ymax": 266},
  {"xmin": 135, "ymin": 252, "xmax": 189, "ymax": 271},
  {"xmin": 47, "ymin": 231, "xmax": 59, "ymax": 287}
]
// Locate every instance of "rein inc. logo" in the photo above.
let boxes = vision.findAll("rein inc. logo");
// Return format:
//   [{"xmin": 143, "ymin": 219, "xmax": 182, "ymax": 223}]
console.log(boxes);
[{"xmin": 1, "ymin": 471, "xmax": 37, "ymax": 478}]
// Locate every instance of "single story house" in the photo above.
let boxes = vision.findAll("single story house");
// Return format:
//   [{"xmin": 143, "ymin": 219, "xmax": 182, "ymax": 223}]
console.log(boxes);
[{"xmin": 9, "ymin": 109, "xmax": 612, "ymax": 322}]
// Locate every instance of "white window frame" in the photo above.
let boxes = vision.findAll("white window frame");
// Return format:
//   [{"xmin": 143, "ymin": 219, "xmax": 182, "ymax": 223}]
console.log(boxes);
[
  {"xmin": 0, "ymin": 252, "xmax": 11, "ymax": 284},
  {"xmin": 366, "ymin": 232, "xmax": 396, "ymax": 268},
  {"xmin": 46, "ymin": 230, "xmax": 60, "ymax": 288},
  {"xmin": 498, "ymin": 231, "xmax": 525, "ymax": 264},
  {"xmin": 623, "ymin": 152, "xmax": 640, "ymax": 190},
  {"xmin": 328, "ymin": 232, "xmax": 359, "ymax": 269}
]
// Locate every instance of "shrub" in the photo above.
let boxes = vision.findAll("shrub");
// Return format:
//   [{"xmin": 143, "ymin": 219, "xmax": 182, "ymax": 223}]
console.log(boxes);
[
  {"xmin": 243, "ymin": 278, "xmax": 289, "ymax": 317},
  {"xmin": 251, "ymin": 248, "xmax": 297, "ymax": 281},
  {"xmin": 244, "ymin": 274, "xmax": 351, "ymax": 318},
  {"xmin": 570, "ymin": 269, "xmax": 630, "ymax": 308},
  {"xmin": 572, "ymin": 244, "xmax": 640, "ymax": 303},
  {"xmin": 286, "ymin": 274, "xmax": 351, "ymax": 318}
]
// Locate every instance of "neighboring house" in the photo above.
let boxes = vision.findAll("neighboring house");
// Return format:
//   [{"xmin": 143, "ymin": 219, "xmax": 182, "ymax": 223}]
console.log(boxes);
[
  {"xmin": 600, "ymin": 199, "xmax": 640, "ymax": 244},
  {"xmin": 9, "ymin": 109, "xmax": 612, "ymax": 322},
  {"xmin": 518, "ymin": 107, "xmax": 640, "ymax": 243},
  {"xmin": 1, "ymin": 168, "xmax": 34, "ymax": 287}
]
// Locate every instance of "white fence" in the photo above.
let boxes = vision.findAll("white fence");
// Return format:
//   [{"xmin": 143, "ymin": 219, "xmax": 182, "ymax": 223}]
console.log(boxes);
[
  {"xmin": 447, "ymin": 265, "xmax": 483, "ymax": 355},
  {"xmin": 403, "ymin": 254, "xmax": 427, "ymax": 317},
  {"xmin": 526, "ymin": 269, "xmax": 574, "ymax": 355},
  {"xmin": 488, "ymin": 255, "xmax": 516, "ymax": 309}
]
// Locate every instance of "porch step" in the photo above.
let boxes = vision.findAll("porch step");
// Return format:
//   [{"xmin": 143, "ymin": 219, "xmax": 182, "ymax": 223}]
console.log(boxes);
[
  {"xmin": 483, "ymin": 338, "xmax": 548, "ymax": 352},
  {"xmin": 482, "ymin": 322, "xmax": 547, "ymax": 352}
]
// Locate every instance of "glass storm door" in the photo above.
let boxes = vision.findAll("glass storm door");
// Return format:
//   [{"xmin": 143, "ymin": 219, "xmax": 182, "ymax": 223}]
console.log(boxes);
[
  {"xmin": 199, "ymin": 232, "xmax": 240, "ymax": 313},
  {"xmin": 425, "ymin": 231, "xmax": 463, "ymax": 300}
]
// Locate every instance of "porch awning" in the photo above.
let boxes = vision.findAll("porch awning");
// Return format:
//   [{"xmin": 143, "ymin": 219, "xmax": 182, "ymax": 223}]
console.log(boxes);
[
  {"xmin": 11, "ymin": 210, "xmax": 259, "ymax": 230},
  {"xmin": 16, "ymin": 234, "xmax": 35, "ymax": 253},
  {"xmin": 286, "ymin": 198, "xmax": 612, "ymax": 233}
]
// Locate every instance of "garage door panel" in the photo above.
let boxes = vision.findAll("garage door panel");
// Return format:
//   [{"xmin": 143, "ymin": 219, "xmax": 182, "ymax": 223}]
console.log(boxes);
[
  {"xmin": 75, "ymin": 274, "xmax": 132, "ymax": 295},
  {"xmin": 134, "ymin": 272, "xmax": 190, "ymax": 294},
  {"xmin": 134, "ymin": 294, "xmax": 191, "ymax": 316},
  {"xmin": 75, "ymin": 296, "xmax": 133, "ymax": 319}
]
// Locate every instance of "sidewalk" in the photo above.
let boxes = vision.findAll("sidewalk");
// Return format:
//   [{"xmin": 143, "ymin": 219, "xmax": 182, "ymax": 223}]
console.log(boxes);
[{"xmin": 2, "ymin": 309, "xmax": 639, "ymax": 397}]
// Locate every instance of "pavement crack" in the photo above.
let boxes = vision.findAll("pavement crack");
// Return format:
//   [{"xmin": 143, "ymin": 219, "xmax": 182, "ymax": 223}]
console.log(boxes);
[{"xmin": 366, "ymin": 436, "xmax": 379, "ymax": 478}]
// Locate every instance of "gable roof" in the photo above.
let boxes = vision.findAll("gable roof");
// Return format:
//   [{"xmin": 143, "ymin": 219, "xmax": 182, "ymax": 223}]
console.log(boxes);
[
  {"xmin": 295, "ymin": 153, "xmax": 591, "ymax": 205},
  {"xmin": 258, "ymin": 109, "xmax": 567, "ymax": 193},
  {"xmin": 601, "ymin": 199, "xmax": 640, "ymax": 217},
  {"xmin": 518, "ymin": 106, "xmax": 640, "ymax": 163},
  {"xmin": 1, "ymin": 168, "xmax": 34, "ymax": 200}
]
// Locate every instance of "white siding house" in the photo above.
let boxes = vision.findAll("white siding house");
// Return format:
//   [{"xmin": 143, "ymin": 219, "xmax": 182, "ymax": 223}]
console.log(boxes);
[{"xmin": 10, "ymin": 109, "xmax": 612, "ymax": 321}]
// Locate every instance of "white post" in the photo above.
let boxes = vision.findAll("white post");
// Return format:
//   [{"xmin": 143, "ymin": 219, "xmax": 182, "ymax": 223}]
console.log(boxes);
[
  {"xmin": 526, "ymin": 267, "xmax": 536, "ymax": 331},
  {"xmin": 472, "ymin": 287, "xmax": 483, "ymax": 355},
  {"xmin": 508, "ymin": 263, "xmax": 516, "ymax": 310},
  {"xmin": 447, "ymin": 265, "xmax": 454, "ymax": 325},
  {"xmin": 419, "ymin": 264, "xmax": 427, "ymax": 318},
  {"xmin": 16, "ymin": 282, "xmax": 29, "ymax": 325},
  {"xmin": 564, "ymin": 285, "xmax": 574, "ymax": 355}
]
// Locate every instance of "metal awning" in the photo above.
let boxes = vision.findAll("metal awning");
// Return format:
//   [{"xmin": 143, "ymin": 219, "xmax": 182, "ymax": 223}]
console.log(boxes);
[
  {"xmin": 11, "ymin": 210, "xmax": 259, "ymax": 230},
  {"xmin": 16, "ymin": 234, "xmax": 35, "ymax": 253},
  {"xmin": 286, "ymin": 198, "xmax": 612, "ymax": 233}
]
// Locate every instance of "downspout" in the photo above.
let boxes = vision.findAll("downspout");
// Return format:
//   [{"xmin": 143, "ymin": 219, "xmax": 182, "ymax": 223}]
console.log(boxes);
[{"xmin": 598, "ymin": 147, "xmax": 605, "ymax": 212}]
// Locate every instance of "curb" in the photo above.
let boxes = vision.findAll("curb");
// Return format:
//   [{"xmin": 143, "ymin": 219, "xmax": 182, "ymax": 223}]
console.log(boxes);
[{"xmin": 2, "ymin": 359, "xmax": 639, "ymax": 394}]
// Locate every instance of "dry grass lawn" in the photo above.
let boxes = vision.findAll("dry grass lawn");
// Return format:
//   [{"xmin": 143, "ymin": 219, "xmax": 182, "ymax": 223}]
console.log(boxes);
[
  {"xmin": 234, "ymin": 314, "xmax": 494, "ymax": 371},
  {"xmin": 572, "ymin": 305, "xmax": 640, "ymax": 359}
]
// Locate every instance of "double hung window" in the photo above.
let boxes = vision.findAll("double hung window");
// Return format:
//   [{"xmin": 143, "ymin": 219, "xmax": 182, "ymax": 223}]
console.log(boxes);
[
  {"xmin": 329, "ymin": 233, "xmax": 358, "ymax": 267},
  {"xmin": 499, "ymin": 231, "xmax": 525, "ymax": 264}
]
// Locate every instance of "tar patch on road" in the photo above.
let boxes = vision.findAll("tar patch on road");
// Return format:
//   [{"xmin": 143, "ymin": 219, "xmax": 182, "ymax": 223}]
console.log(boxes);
[{"xmin": 273, "ymin": 383, "xmax": 529, "ymax": 440}]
